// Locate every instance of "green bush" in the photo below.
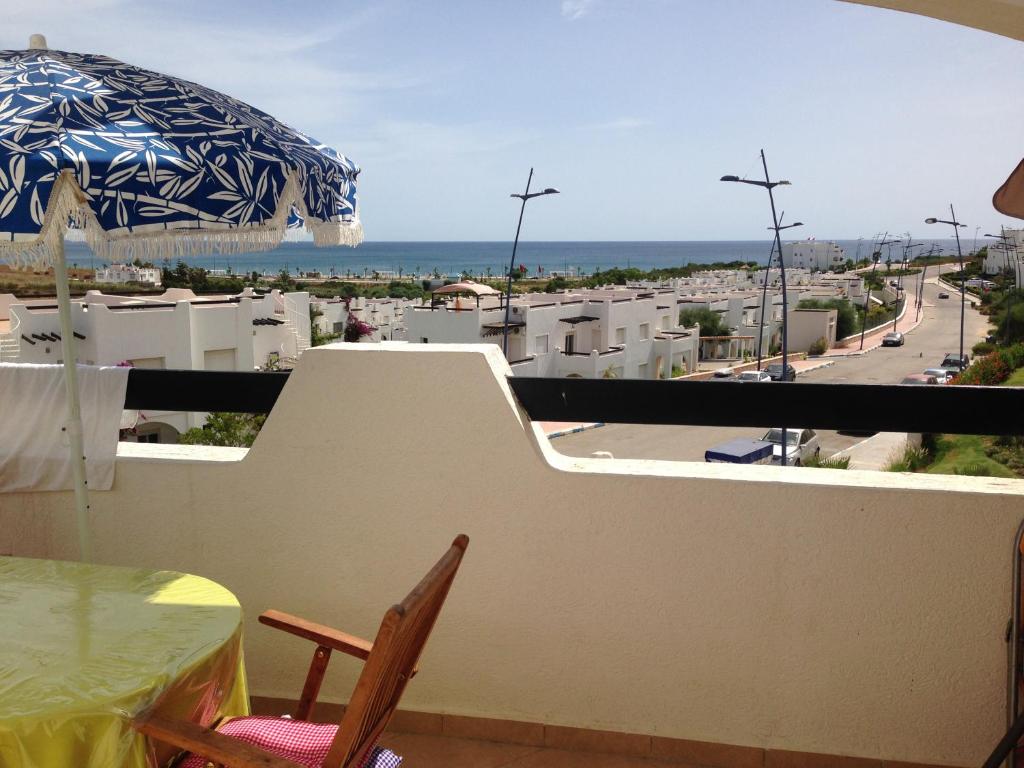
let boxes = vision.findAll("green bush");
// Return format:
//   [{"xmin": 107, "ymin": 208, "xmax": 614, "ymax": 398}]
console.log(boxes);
[
  {"xmin": 885, "ymin": 445, "xmax": 932, "ymax": 473},
  {"xmin": 972, "ymin": 341, "xmax": 995, "ymax": 357},
  {"xmin": 807, "ymin": 337, "xmax": 829, "ymax": 356},
  {"xmin": 955, "ymin": 463, "xmax": 992, "ymax": 477},
  {"xmin": 678, "ymin": 308, "xmax": 729, "ymax": 337},
  {"xmin": 804, "ymin": 454, "xmax": 851, "ymax": 469},
  {"xmin": 797, "ymin": 298, "xmax": 857, "ymax": 339},
  {"xmin": 953, "ymin": 343, "xmax": 1024, "ymax": 386}
]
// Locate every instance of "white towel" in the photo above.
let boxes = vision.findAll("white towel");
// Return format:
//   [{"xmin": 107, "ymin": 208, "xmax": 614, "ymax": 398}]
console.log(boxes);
[{"xmin": 0, "ymin": 363, "xmax": 130, "ymax": 492}]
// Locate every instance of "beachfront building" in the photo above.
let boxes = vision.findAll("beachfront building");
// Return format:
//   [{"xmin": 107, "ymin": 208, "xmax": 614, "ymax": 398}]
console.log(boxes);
[
  {"xmin": 312, "ymin": 295, "xmax": 415, "ymax": 342},
  {"xmin": 405, "ymin": 287, "xmax": 700, "ymax": 379},
  {"xmin": 0, "ymin": 287, "xmax": 310, "ymax": 442},
  {"xmin": 94, "ymin": 263, "xmax": 162, "ymax": 286},
  {"xmin": 781, "ymin": 240, "xmax": 847, "ymax": 272},
  {"xmin": 982, "ymin": 228, "xmax": 1023, "ymax": 286}
]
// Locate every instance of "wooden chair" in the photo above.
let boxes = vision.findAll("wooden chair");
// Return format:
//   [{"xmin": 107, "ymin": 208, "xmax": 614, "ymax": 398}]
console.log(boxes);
[{"xmin": 135, "ymin": 534, "xmax": 470, "ymax": 768}]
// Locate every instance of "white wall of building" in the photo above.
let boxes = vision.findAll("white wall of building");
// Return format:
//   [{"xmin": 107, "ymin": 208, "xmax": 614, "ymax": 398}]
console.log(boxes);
[
  {"xmin": 94, "ymin": 264, "xmax": 162, "ymax": 286},
  {"xmin": 406, "ymin": 288, "xmax": 699, "ymax": 379},
  {"xmin": 781, "ymin": 241, "xmax": 846, "ymax": 272},
  {"xmin": 7, "ymin": 288, "xmax": 309, "ymax": 440}
]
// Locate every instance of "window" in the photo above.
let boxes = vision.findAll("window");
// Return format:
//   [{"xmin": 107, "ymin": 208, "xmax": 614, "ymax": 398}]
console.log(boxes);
[
  {"xmin": 564, "ymin": 333, "xmax": 575, "ymax": 354},
  {"xmin": 639, "ymin": 323, "xmax": 650, "ymax": 340},
  {"xmin": 421, "ymin": 337, "xmax": 429, "ymax": 344},
  {"xmin": 535, "ymin": 334, "xmax": 549, "ymax": 354},
  {"xmin": 614, "ymin": 327, "xmax": 626, "ymax": 345}
]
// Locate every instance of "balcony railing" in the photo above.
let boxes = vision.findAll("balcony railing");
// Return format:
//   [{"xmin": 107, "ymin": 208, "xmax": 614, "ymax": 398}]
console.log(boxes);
[
  {"xmin": 122, "ymin": 367, "xmax": 1024, "ymax": 436},
  {"xmin": 560, "ymin": 345, "xmax": 625, "ymax": 357}
]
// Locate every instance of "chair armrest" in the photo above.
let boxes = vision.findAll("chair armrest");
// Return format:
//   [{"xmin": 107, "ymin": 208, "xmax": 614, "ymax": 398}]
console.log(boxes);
[
  {"xmin": 133, "ymin": 713, "xmax": 305, "ymax": 768},
  {"xmin": 259, "ymin": 609, "xmax": 373, "ymax": 661}
]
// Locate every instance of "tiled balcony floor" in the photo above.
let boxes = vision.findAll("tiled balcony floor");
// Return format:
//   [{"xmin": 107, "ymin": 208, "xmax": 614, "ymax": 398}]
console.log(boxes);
[{"xmin": 377, "ymin": 732, "xmax": 702, "ymax": 768}]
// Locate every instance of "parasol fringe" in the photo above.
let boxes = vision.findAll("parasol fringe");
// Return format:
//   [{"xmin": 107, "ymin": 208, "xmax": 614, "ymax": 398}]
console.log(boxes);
[{"xmin": 0, "ymin": 170, "xmax": 362, "ymax": 270}]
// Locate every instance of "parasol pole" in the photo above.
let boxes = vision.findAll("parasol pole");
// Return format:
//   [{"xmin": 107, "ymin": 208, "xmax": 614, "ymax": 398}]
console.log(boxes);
[{"xmin": 52, "ymin": 236, "xmax": 93, "ymax": 561}]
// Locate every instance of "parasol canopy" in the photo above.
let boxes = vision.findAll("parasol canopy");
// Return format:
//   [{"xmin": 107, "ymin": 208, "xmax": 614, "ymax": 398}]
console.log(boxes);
[
  {"xmin": 432, "ymin": 280, "xmax": 501, "ymax": 296},
  {"xmin": 0, "ymin": 38, "xmax": 361, "ymax": 269},
  {"xmin": 994, "ymin": 159, "xmax": 1024, "ymax": 221}
]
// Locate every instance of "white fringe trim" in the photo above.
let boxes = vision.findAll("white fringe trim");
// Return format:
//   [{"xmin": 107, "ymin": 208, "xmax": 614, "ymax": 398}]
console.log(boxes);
[{"xmin": 0, "ymin": 170, "xmax": 363, "ymax": 270}]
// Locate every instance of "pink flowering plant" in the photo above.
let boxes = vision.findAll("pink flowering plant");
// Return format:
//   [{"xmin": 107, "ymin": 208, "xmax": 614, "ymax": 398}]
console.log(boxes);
[{"xmin": 343, "ymin": 315, "xmax": 376, "ymax": 343}]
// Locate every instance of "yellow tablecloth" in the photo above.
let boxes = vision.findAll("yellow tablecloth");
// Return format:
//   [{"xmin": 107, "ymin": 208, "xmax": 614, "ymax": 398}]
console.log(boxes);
[{"xmin": 0, "ymin": 557, "xmax": 249, "ymax": 768}]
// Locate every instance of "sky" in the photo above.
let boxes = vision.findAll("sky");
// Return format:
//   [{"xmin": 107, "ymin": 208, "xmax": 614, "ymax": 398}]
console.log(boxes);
[{"xmin": 3, "ymin": 0, "xmax": 1023, "ymax": 241}]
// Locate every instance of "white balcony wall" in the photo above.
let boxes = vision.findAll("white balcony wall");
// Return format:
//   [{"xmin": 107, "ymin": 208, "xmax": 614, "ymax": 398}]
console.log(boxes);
[
  {"xmin": 4, "ymin": 345, "xmax": 1023, "ymax": 768},
  {"xmin": 406, "ymin": 306, "xmax": 487, "ymax": 344}
]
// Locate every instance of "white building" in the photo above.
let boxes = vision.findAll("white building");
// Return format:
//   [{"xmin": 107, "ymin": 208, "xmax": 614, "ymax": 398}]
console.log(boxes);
[
  {"xmin": 982, "ymin": 229, "xmax": 1023, "ymax": 287},
  {"xmin": 781, "ymin": 240, "xmax": 846, "ymax": 272},
  {"xmin": 1, "ymin": 287, "xmax": 310, "ymax": 443},
  {"xmin": 406, "ymin": 287, "xmax": 700, "ymax": 380},
  {"xmin": 312, "ymin": 295, "xmax": 415, "ymax": 342},
  {"xmin": 94, "ymin": 263, "xmax": 162, "ymax": 286}
]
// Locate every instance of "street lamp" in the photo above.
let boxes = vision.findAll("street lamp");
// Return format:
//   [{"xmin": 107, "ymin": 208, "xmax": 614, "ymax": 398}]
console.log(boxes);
[
  {"xmin": 986, "ymin": 230, "xmax": 1017, "ymax": 343},
  {"xmin": 893, "ymin": 241, "xmax": 923, "ymax": 332},
  {"xmin": 722, "ymin": 149, "xmax": 795, "ymax": 465},
  {"xmin": 925, "ymin": 205, "xmax": 967, "ymax": 367},
  {"xmin": 915, "ymin": 244, "xmax": 940, "ymax": 322},
  {"xmin": 753, "ymin": 219, "xmax": 803, "ymax": 370},
  {"xmin": 859, "ymin": 234, "xmax": 899, "ymax": 350},
  {"xmin": 503, "ymin": 168, "xmax": 559, "ymax": 357}
]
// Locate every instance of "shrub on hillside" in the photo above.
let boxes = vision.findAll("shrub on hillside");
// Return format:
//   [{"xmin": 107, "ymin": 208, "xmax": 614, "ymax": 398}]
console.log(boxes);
[
  {"xmin": 972, "ymin": 341, "xmax": 995, "ymax": 357},
  {"xmin": 807, "ymin": 337, "xmax": 829, "ymax": 356},
  {"xmin": 953, "ymin": 343, "xmax": 1024, "ymax": 386}
]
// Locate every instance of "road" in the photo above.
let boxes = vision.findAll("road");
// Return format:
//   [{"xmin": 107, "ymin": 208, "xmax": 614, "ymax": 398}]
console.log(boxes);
[{"xmin": 550, "ymin": 271, "xmax": 990, "ymax": 462}]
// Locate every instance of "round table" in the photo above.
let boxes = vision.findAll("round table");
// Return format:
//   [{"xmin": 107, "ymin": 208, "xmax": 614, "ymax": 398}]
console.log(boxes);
[{"xmin": 0, "ymin": 557, "xmax": 249, "ymax": 768}]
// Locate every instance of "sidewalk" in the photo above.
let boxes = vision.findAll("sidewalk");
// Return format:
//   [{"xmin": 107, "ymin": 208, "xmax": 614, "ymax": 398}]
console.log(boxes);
[
  {"xmin": 826, "ymin": 295, "xmax": 924, "ymax": 357},
  {"xmin": 834, "ymin": 432, "xmax": 917, "ymax": 471}
]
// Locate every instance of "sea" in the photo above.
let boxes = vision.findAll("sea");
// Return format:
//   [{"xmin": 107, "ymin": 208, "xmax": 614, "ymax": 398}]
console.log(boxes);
[{"xmin": 62, "ymin": 238, "xmax": 967, "ymax": 279}]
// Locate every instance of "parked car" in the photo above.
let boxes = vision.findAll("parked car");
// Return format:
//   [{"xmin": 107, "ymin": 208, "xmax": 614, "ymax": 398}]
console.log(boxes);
[
  {"xmin": 940, "ymin": 352, "xmax": 970, "ymax": 371},
  {"xmin": 937, "ymin": 292, "xmax": 950, "ymax": 299},
  {"xmin": 760, "ymin": 427, "xmax": 820, "ymax": 466},
  {"xmin": 765, "ymin": 363, "xmax": 797, "ymax": 382},
  {"xmin": 881, "ymin": 331, "xmax": 904, "ymax": 347},
  {"xmin": 923, "ymin": 368, "xmax": 953, "ymax": 384},
  {"xmin": 901, "ymin": 374, "xmax": 939, "ymax": 385},
  {"xmin": 736, "ymin": 370, "xmax": 772, "ymax": 383},
  {"xmin": 705, "ymin": 438, "xmax": 774, "ymax": 465}
]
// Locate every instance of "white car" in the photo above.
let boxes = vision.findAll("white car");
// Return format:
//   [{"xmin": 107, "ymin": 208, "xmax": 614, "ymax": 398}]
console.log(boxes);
[
  {"xmin": 923, "ymin": 368, "xmax": 953, "ymax": 384},
  {"xmin": 737, "ymin": 370, "xmax": 772, "ymax": 383},
  {"xmin": 761, "ymin": 428, "xmax": 820, "ymax": 466}
]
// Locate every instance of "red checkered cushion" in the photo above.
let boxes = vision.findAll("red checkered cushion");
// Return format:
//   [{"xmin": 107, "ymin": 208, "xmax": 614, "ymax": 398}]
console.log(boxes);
[{"xmin": 176, "ymin": 716, "xmax": 402, "ymax": 768}]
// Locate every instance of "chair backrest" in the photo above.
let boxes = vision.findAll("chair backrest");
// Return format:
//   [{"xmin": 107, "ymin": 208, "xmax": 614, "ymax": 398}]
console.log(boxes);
[{"xmin": 324, "ymin": 534, "xmax": 469, "ymax": 768}]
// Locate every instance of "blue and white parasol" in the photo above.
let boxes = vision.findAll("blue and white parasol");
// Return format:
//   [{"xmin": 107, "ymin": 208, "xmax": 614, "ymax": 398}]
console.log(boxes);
[{"xmin": 0, "ymin": 35, "xmax": 363, "ymax": 559}]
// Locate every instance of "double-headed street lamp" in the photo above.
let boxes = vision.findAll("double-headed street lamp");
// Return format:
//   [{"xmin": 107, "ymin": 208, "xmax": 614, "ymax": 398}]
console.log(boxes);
[
  {"xmin": 925, "ymin": 205, "xmax": 967, "ymax": 368},
  {"xmin": 503, "ymin": 168, "xmax": 559, "ymax": 357},
  {"xmin": 893, "ymin": 241, "xmax": 923, "ymax": 332},
  {"xmin": 722, "ymin": 149, "xmax": 795, "ymax": 465},
  {"xmin": 753, "ymin": 218, "xmax": 803, "ymax": 370},
  {"xmin": 859, "ymin": 234, "xmax": 899, "ymax": 350}
]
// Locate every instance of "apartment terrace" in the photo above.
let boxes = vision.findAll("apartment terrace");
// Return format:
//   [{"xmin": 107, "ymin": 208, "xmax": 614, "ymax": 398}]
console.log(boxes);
[{"xmin": 4, "ymin": 343, "xmax": 1024, "ymax": 768}]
